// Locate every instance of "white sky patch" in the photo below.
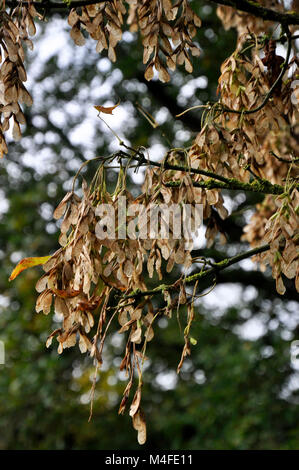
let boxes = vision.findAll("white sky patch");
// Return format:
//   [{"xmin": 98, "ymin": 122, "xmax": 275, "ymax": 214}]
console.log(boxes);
[
  {"xmin": 175, "ymin": 128, "xmax": 191, "ymax": 143},
  {"xmin": 235, "ymin": 317, "xmax": 267, "ymax": 341},
  {"xmin": 129, "ymin": 167, "xmax": 146, "ymax": 185},
  {"xmin": 194, "ymin": 369, "xmax": 206, "ymax": 385},
  {"xmin": 158, "ymin": 317, "xmax": 168, "ymax": 329},
  {"xmin": 178, "ymin": 75, "xmax": 208, "ymax": 104},
  {"xmin": 6, "ymin": 162, "xmax": 22, "ymax": 179},
  {"xmin": 147, "ymin": 142, "xmax": 167, "ymax": 162},
  {"xmin": 277, "ymin": 302, "xmax": 299, "ymax": 331},
  {"xmin": 280, "ymin": 372, "xmax": 299, "ymax": 400},
  {"xmin": 201, "ymin": 284, "xmax": 243, "ymax": 310},
  {"xmin": 155, "ymin": 370, "xmax": 178, "ymax": 390},
  {"xmin": 0, "ymin": 193, "xmax": 9, "ymax": 217},
  {"xmin": 97, "ymin": 57, "xmax": 111, "ymax": 73},
  {"xmin": 39, "ymin": 202, "xmax": 53, "ymax": 221},
  {"xmin": 49, "ymin": 109, "xmax": 66, "ymax": 127},
  {"xmin": 93, "ymin": 80, "xmax": 113, "ymax": 100},
  {"xmin": 21, "ymin": 147, "xmax": 57, "ymax": 174},
  {"xmin": 28, "ymin": 20, "xmax": 71, "ymax": 84},
  {"xmin": 10, "ymin": 251, "xmax": 24, "ymax": 263},
  {"xmin": 65, "ymin": 101, "xmax": 84, "ymax": 119},
  {"xmin": 111, "ymin": 332, "xmax": 124, "ymax": 349},
  {"xmin": 288, "ymin": 373, "xmax": 299, "ymax": 391},
  {"xmin": 239, "ymin": 257, "xmax": 258, "ymax": 272},
  {"xmin": 222, "ymin": 194, "xmax": 234, "ymax": 215},
  {"xmin": 69, "ymin": 119, "xmax": 95, "ymax": 147},
  {"xmin": 0, "ymin": 295, "xmax": 10, "ymax": 308},
  {"xmin": 192, "ymin": 224, "xmax": 206, "ymax": 249},
  {"xmin": 155, "ymin": 107, "xmax": 170, "ymax": 125},
  {"xmin": 243, "ymin": 286, "xmax": 258, "ymax": 302},
  {"xmin": 122, "ymin": 31, "xmax": 135, "ymax": 43},
  {"xmin": 243, "ymin": 208, "xmax": 255, "ymax": 225}
]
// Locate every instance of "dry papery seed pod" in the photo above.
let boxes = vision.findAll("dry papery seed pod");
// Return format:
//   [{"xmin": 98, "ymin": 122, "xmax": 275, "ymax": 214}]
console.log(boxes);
[
  {"xmin": 189, "ymin": 37, "xmax": 298, "ymax": 187},
  {"xmin": 34, "ymin": 167, "xmax": 208, "ymax": 443},
  {"xmin": 133, "ymin": 0, "xmax": 201, "ymax": 81},
  {"xmin": 67, "ymin": 0, "xmax": 201, "ymax": 82},
  {"xmin": 216, "ymin": 0, "xmax": 284, "ymax": 38},
  {"xmin": 142, "ymin": 150, "xmax": 228, "ymax": 248},
  {"xmin": 0, "ymin": 6, "xmax": 40, "ymax": 156},
  {"xmin": 68, "ymin": 1, "xmax": 125, "ymax": 61},
  {"xmin": 244, "ymin": 190, "xmax": 299, "ymax": 295}
]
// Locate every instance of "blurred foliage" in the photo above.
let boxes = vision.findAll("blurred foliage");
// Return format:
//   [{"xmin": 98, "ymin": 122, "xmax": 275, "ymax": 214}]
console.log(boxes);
[{"xmin": 0, "ymin": 2, "xmax": 298, "ymax": 449}]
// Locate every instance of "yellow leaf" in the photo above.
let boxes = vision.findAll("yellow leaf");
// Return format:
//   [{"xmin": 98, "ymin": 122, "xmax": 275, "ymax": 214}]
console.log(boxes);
[
  {"xmin": 94, "ymin": 100, "xmax": 120, "ymax": 115},
  {"xmin": 9, "ymin": 255, "xmax": 51, "ymax": 281}
]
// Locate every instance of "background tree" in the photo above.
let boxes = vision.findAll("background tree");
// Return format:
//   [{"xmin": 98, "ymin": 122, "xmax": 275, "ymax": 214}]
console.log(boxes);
[{"xmin": 0, "ymin": 0, "xmax": 298, "ymax": 449}]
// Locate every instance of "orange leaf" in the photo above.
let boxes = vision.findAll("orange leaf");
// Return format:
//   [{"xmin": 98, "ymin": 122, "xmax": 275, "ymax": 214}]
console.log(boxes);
[
  {"xmin": 94, "ymin": 100, "xmax": 120, "ymax": 115},
  {"xmin": 9, "ymin": 255, "xmax": 51, "ymax": 281},
  {"xmin": 52, "ymin": 287, "xmax": 81, "ymax": 298}
]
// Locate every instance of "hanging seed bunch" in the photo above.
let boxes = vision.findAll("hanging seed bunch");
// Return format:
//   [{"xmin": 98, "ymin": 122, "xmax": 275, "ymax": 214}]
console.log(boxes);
[
  {"xmin": 0, "ymin": 6, "xmax": 40, "ymax": 157},
  {"xmin": 67, "ymin": 0, "xmax": 201, "ymax": 82},
  {"xmin": 0, "ymin": 0, "xmax": 202, "ymax": 157},
  {"xmin": 244, "ymin": 189, "xmax": 299, "ymax": 295},
  {"xmin": 216, "ymin": 0, "xmax": 284, "ymax": 37},
  {"xmin": 142, "ymin": 149, "xmax": 228, "ymax": 248},
  {"xmin": 260, "ymin": 188, "xmax": 299, "ymax": 295},
  {"xmin": 128, "ymin": 0, "xmax": 201, "ymax": 81},
  {"xmin": 33, "ymin": 159, "xmax": 209, "ymax": 443},
  {"xmin": 189, "ymin": 122, "xmax": 251, "ymax": 183},
  {"xmin": 184, "ymin": 29, "xmax": 299, "ymax": 292},
  {"xmin": 68, "ymin": 1, "xmax": 125, "ymax": 61},
  {"xmin": 217, "ymin": 46, "xmax": 294, "ymax": 169},
  {"xmin": 188, "ymin": 36, "xmax": 298, "ymax": 186},
  {"xmin": 242, "ymin": 195, "xmax": 277, "ymax": 251}
]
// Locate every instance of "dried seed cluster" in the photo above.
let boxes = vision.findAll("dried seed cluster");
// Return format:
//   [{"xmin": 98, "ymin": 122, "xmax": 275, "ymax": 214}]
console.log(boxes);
[
  {"xmin": 0, "ymin": 1, "xmax": 202, "ymax": 157},
  {"xmin": 144, "ymin": 149, "xmax": 228, "ymax": 247},
  {"xmin": 0, "ymin": 6, "xmax": 39, "ymax": 157},
  {"xmin": 217, "ymin": 43, "xmax": 298, "ymax": 175},
  {"xmin": 36, "ymin": 164, "xmax": 202, "ymax": 354},
  {"xmin": 68, "ymin": 1, "xmax": 125, "ymax": 61},
  {"xmin": 216, "ymin": 0, "xmax": 284, "ymax": 37},
  {"xmin": 243, "ymin": 190, "xmax": 299, "ymax": 295},
  {"xmin": 5, "ymin": 0, "xmax": 299, "ymax": 446},
  {"xmin": 67, "ymin": 0, "xmax": 201, "ymax": 82},
  {"xmin": 128, "ymin": 0, "xmax": 201, "ymax": 82},
  {"xmin": 187, "ymin": 32, "xmax": 299, "ymax": 292},
  {"xmin": 34, "ymin": 162, "xmax": 206, "ymax": 442}
]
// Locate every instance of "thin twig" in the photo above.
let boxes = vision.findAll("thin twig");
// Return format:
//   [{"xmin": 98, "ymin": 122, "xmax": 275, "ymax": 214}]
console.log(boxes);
[
  {"xmin": 122, "ymin": 244, "xmax": 270, "ymax": 300},
  {"xmin": 5, "ymin": 0, "xmax": 111, "ymax": 10},
  {"xmin": 209, "ymin": 0, "xmax": 299, "ymax": 25}
]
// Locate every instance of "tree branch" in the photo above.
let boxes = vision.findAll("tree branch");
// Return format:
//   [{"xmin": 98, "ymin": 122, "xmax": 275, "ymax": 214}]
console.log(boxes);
[
  {"xmin": 5, "ymin": 0, "xmax": 110, "ymax": 9},
  {"xmin": 209, "ymin": 0, "xmax": 299, "ymax": 25},
  {"xmin": 5, "ymin": 0, "xmax": 299, "ymax": 25},
  {"xmin": 164, "ymin": 177, "xmax": 290, "ymax": 195},
  {"xmin": 119, "ymin": 148, "xmax": 231, "ymax": 183},
  {"xmin": 118, "ymin": 147, "xmax": 294, "ymax": 195},
  {"xmin": 123, "ymin": 244, "xmax": 270, "ymax": 299},
  {"xmin": 216, "ymin": 269, "xmax": 299, "ymax": 301}
]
